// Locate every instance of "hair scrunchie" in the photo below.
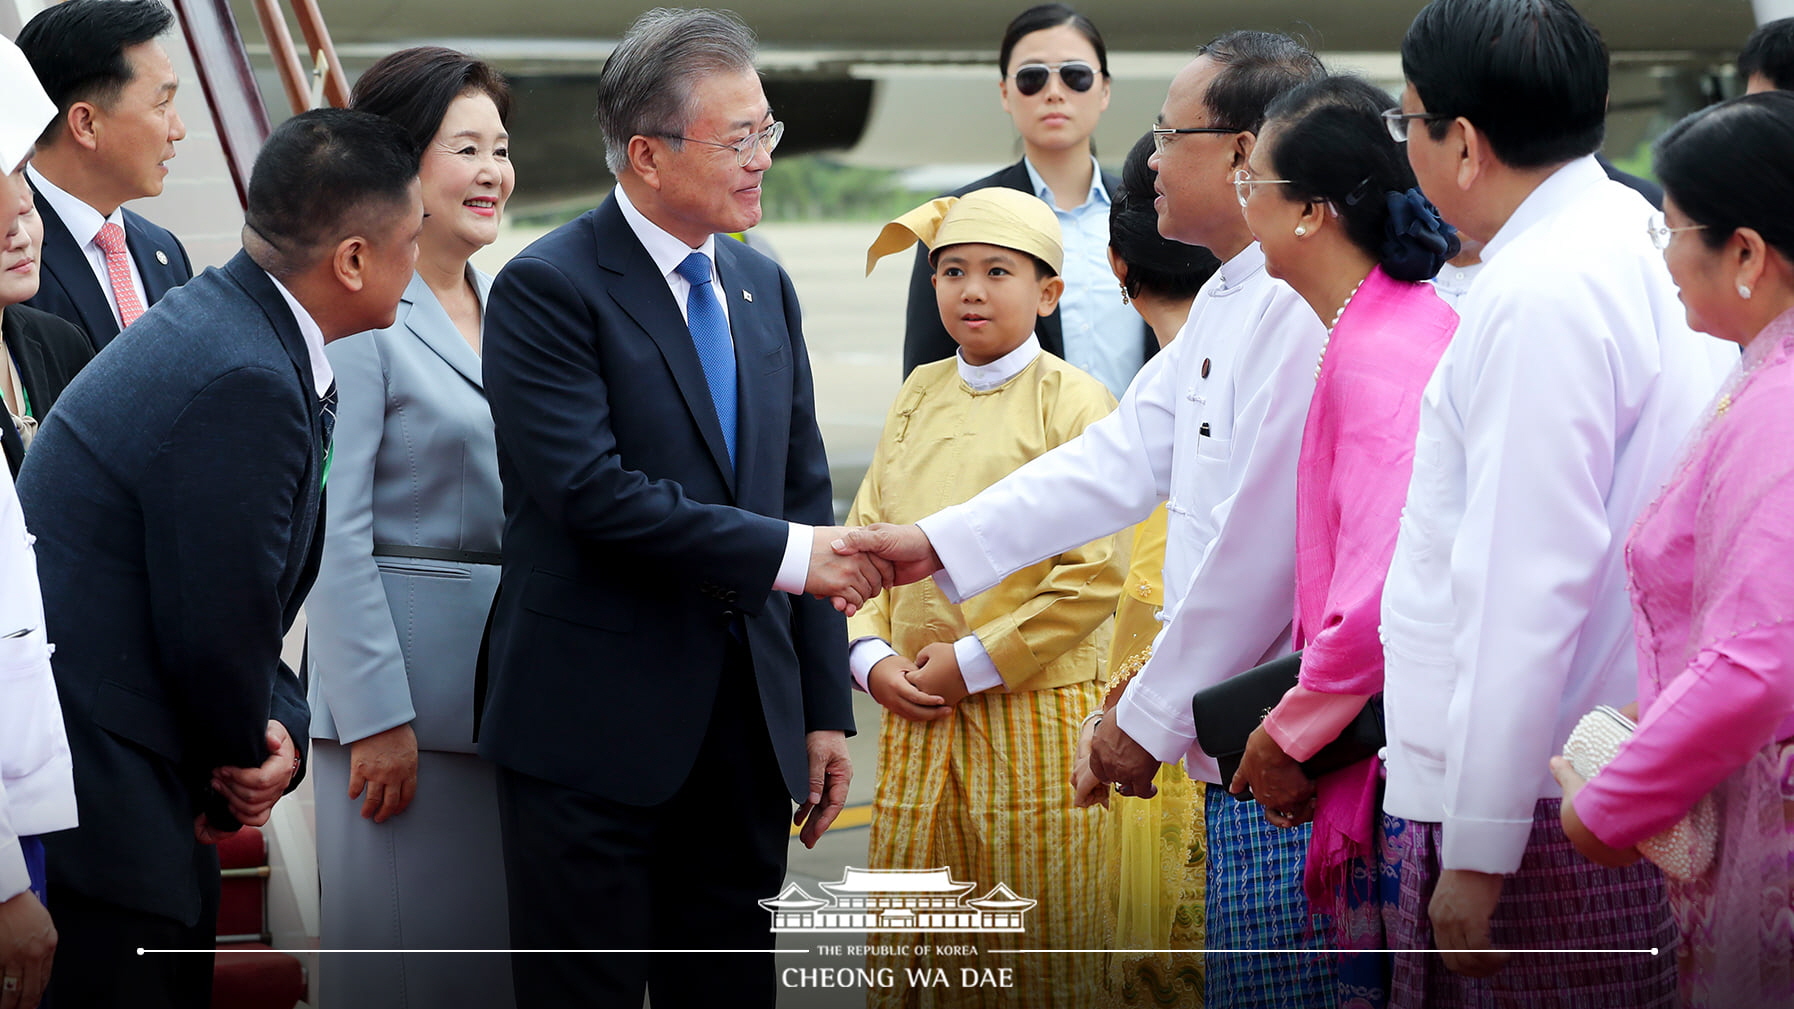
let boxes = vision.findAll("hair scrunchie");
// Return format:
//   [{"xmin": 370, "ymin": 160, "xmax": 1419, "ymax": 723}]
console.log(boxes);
[{"xmin": 1380, "ymin": 187, "xmax": 1461, "ymax": 282}]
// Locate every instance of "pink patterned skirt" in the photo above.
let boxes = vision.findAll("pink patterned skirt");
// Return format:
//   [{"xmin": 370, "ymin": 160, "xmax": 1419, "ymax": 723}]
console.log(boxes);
[
  {"xmin": 1380, "ymin": 798, "xmax": 1677, "ymax": 1009},
  {"xmin": 1667, "ymin": 741, "xmax": 1794, "ymax": 1009}
]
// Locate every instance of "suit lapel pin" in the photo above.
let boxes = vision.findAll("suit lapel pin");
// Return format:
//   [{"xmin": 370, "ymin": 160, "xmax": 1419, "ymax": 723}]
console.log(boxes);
[
  {"xmin": 742, "ymin": 290, "xmax": 753, "ymax": 302},
  {"xmin": 155, "ymin": 250, "xmax": 169, "ymax": 265}
]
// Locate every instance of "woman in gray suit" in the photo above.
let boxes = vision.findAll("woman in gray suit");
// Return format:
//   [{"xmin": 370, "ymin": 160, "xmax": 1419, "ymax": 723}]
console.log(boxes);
[{"xmin": 306, "ymin": 47, "xmax": 515, "ymax": 1008}]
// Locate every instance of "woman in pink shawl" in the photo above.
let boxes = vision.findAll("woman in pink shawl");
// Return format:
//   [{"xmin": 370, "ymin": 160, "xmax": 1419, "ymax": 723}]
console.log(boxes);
[
  {"xmin": 1230, "ymin": 75, "xmax": 1459, "ymax": 1006},
  {"xmin": 1553, "ymin": 91, "xmax": 1794, "ymax": 1009}
]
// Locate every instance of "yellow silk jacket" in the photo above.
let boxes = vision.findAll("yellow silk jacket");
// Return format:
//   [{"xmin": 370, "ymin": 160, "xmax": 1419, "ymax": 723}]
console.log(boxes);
[{"xmin": 847, "ymin": 352, "xmax": 1125, "ymax": 692}]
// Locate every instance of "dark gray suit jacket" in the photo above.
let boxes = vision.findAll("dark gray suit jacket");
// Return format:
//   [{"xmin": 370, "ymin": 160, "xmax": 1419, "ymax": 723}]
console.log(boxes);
[
  {"xmin": 20, "ymin": 251, "xmax": 320, "ymax": 927},
  {"xmin": 479, "ymin": 194, "xmax": 852, "ymax": 807},
  {"xmin": 22, "ymin": 176, "xmax": 193, "ymax": 352}
]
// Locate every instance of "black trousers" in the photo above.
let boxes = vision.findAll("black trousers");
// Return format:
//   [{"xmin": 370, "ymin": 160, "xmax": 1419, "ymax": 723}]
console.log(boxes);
[
  {"xmin": 43, "ymin": 845, "xmax": 220, "ymax": 1009},
  {"xmin": 498, "ymin": 644, "xmax": 792, "ymax": 1009}
]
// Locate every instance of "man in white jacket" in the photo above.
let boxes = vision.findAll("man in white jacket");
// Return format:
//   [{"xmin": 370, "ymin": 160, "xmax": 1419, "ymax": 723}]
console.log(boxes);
[
  {"xmin": 840, "ymin": 32, "xmax": 1334, "ymax": 1009},
  {"xmin": 1377, "ymin": 0, "xmax": 1736, "ymax": 1004},
  {"xmin": 0, "ymin": 34, "xmax": 73, "ymax": 1009}
]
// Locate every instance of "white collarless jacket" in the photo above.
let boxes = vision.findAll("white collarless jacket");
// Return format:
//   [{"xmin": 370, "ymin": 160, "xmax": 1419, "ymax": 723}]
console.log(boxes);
[
  {"xmin": 920, "ymin": 242, "xmax": 1327, "ymax": 779},
  {"xmin": 1379, "ymin": 156, "xmax": 1738, "ymax": 874}
]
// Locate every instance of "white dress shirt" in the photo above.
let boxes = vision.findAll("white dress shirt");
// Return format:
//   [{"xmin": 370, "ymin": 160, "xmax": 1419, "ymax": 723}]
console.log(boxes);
[
  {"xmin": 918, "ymin": 242, "xmax": 1326, "ymax": 779},
  {"xmin": 0, "ymin": 465, "xmax": 75, "ymax": 901},
  {"xmin": 1429, "ymin": 259, "xmax": 1485, "ymax": 309},
  {"xmin": 614, "ymin": 186, "xmax": 811, "ymax": 593},
  {"xmin": 848, "ymin": 335, "xmax": 1044, "ymax": 692},
  {"xmin": 265, "ymin": 272, "xmax": 334, "ymax": 397},
  {"xmin": 28, "ymin": 164, "xmax": 148, "ymax": 330},
  {"xmin": 1379, "ymin": 156, "xmax": 1738, "ymax": 874}
]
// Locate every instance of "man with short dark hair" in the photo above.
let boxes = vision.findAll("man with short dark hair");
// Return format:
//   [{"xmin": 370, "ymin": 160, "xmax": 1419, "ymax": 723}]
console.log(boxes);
[
  {"xmin": 15, "ymin": 0, "xmax": 192, "ymax": 352},
  {"xmin": 20, "ymin": 107, "xmax": 422, "ymax": 1009},
  {"xmin": 1379, "ymin": 0, "xmax": 1736, "ymax": 1003},
  {"xmin": 839, "ymin": 30, "xmax": 1336, "ymax": 1009},
  {"xmin": 1740, "ymin": 16, "xmax": 1794, "ymax": 92},
  {"xmin": 479, "ymin": 8, "xmax": 874, "ymax": 1007}
]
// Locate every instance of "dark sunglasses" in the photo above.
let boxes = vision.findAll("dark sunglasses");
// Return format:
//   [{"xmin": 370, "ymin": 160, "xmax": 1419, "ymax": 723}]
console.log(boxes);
[{"xmin": 1012, "ymin": 60, "xmax": 1098, "ymax": 96}]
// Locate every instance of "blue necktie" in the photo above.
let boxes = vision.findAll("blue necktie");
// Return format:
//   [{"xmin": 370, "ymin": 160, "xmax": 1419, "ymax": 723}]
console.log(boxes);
[{"xmin": 674, "ymin": 251, "xmax": 737, "ymax": 467}]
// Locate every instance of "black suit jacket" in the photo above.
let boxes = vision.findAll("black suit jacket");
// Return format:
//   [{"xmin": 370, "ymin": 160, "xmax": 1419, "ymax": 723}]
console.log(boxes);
[
  {"xmin": 2, "ymin": 303, "xmax": 96, "ymax": 475},
  {"xmin": 23, "ymin": 176, "xmax": 193, "ymax": 352},
  {"xmin": 479, "ymin": 194, "xmax": 853, "ymax": 807},
  {"xmin": 19, "ymin": 252, "xmax": 319, "ymax": 927},
  {"xmin": 901, "ymin": 158, "xmax": 1155, "ymax": 377}
]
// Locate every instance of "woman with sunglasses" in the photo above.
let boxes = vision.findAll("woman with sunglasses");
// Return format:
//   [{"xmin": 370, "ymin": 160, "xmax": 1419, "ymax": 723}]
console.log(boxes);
[
  {"xmin": 901, "ymin": 4, "xmax": 1153, "ymax": 400},
  {"xmin": 1227, "ymin": 75, "xmax": 1459, "ymax": 1008},
  {"xmin": 1551, "ymin": 90, "xmax": 1794, "ymax": 1009}
]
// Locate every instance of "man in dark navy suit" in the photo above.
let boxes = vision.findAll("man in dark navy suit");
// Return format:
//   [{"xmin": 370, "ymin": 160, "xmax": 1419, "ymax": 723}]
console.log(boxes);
[
  {"xmin": 15, "ymin": 0, "xmax": 193, "ymax": 353},
  {"xmin": 480, "ymin": 9, "xmax": 883, "ymax": 1008},
  {"xmin": 19, "ymin": 109, "xmax": 421, "ymax": 1009}
]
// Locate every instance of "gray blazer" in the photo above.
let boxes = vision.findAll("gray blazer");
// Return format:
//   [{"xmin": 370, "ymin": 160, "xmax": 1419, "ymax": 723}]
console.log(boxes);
[{"xmin": 307, "ymin": 269, "xmax": 500, "ymax": 753}]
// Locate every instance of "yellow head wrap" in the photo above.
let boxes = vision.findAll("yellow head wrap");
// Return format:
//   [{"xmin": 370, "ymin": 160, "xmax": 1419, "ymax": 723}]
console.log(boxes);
[{"xmin": 865, "ymin": 187, "xmax": 1064, "ymax": 277}]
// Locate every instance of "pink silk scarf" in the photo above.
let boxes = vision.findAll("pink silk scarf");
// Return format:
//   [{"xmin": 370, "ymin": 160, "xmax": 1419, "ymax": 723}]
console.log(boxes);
[{"xmin": 1292, "ymin": 266, "xmax": 1457, "ymax": 941}]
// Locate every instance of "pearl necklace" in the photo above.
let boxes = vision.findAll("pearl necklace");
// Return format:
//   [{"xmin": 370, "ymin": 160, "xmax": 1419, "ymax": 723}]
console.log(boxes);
[{"xmin": 1314, "ymin": 276, "xmax": 1367, "ymax": 380}]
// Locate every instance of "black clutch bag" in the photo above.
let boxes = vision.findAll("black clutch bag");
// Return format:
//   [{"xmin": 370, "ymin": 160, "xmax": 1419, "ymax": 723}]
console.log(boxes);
[{"xmin": 1190, "ymin": 650, "xmax": 1385, "ymax": 801}]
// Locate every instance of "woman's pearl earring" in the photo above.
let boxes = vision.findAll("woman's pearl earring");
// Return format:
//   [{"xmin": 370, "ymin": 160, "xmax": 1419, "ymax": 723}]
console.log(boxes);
[
  {"xmin": 1739, "ymin": 284, "xmax": 1753, "ymax": 299},
  {"xmin": 1294, "ymin": 225, "xmax": 1308, "ymax": 237},
  {"xmin": 1119, "ymin": 282, "xmax": 1130, "ymax": 306}
]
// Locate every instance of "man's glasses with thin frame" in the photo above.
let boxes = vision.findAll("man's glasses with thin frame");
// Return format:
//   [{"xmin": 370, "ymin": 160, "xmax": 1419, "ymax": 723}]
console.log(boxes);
[
  {"xmin": 1151, "ymin": 125, "xmax": 1244, "ymax": 154},
  {"xmin": 1381, "ymin": 108, "xmax": 1452, "ymax": 143},
  {"xmin": 657, "ymin": 120, "xmax": 785, "ymax": 166}
]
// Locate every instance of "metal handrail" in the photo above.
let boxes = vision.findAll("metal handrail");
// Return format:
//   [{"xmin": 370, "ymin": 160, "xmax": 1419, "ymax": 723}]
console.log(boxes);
[{"xmin": 167, "ymin": 0, "xmax": 349, "ymax": 209}]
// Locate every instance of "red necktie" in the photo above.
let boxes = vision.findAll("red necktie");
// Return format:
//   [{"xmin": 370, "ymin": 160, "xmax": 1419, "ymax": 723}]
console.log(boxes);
[{"xmin": 94, "ymin": 222, "xmax": 145, "ymax": 328}]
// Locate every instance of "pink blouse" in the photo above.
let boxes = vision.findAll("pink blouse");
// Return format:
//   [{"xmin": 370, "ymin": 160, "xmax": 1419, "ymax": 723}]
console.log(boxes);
[{"xmin": 1576, "ymin": 313, "xmax": 1794, "ymax": 848}]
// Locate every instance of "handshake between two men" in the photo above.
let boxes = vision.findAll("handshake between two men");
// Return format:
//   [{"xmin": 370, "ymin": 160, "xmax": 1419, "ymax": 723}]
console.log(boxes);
[
  {"xmin": 803, "ymin": 522, "xmax": 940, "ymax": 615},
  {"xmin": 798, "ymin": 521, "xmax": 1166, "ymax": 800}
]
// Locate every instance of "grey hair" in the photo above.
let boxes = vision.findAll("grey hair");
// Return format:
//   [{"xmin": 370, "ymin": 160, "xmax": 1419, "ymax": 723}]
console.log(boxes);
[{"xmin": 596, "ymin": 7, "xmax": 759, "ymax": 177}]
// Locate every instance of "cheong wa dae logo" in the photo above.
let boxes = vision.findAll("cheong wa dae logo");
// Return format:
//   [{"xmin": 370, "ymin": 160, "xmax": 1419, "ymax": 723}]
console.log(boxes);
[{"xmin": 759, "ymin": 867, "xmax": 1036, "ymax": 933}]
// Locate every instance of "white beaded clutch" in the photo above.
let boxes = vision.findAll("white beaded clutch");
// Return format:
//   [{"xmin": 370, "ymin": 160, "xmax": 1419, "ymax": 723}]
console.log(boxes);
[{"xmin": 1563, "ymin": 705, "xmax": 1717, "ymax": 881}]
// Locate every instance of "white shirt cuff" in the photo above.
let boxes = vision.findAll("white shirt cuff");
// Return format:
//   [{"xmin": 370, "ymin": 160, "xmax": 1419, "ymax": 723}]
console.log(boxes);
[
  {"xmin": 773, "ymin": 523, "xmax": 813, "ymax": 595},
  {"xmin": 847, "ymin": 637, "xmax": 897, "ymax": 693},
  {"xmin": 1114, "ymin": 678, "xmax": 1201, "ymax": 769},
  {"xmin": 954, "ymin": 634, "xmax": 1003, "ymax": 693},
  {"xmin": 0, "ymin": 838, "xmax": 30, "ymax": 904},
  {"xmin": 916, "ymin": 512, "xmax": 989, "ymax": 604},
  {"xmin": 1441, "ymin": 814, "xmax": 1535, "ymax": 875}
]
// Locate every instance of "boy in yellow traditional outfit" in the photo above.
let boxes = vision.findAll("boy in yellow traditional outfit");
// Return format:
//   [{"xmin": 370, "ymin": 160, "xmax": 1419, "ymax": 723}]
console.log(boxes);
[{"xmin": 849, "ymin": 188, "xmax": 1127, "ymax": 1008}]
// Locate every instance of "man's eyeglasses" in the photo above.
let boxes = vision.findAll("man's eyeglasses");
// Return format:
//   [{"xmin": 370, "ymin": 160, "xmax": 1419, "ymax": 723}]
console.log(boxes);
[
  {"xmin": 1646, "ymin": 212, "xmax": 1706, "ymax": 250},
  {"xmin": 657, "ymin": 120, "xmax": 785, "ymax": 167},
  {"xmin": 1381, "ymin": 108, "xmax": 1452, "ymax": 143},
  {"xmin": 1232, "ymin": 168, "xmax": 1294, "ymax": 208},
  {"xmin": 1011, "ymin": 61, "xmax": 1098, "ymax": 96},
  {"xmin": 1151, "ymin": 125, "xmax": 1244, "ymax": 154}
]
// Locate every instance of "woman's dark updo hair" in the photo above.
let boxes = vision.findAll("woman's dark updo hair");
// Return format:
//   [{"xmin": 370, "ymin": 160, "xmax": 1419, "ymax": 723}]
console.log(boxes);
[
  {"xmin": 1262, "ymin": 74, "xmax": 1459, "ymax": 282},
  {"xmin": 1655, "ymin": 90, "xmax": 1794, "ymax": 261},
  {"xmin": 998, "ymin": 4, "xmax": 1110, "ymax": 78},
  {"xmin": 1110, "ymin": 132, "xmax": 1219, "ymax": 302},
  {"xmin": 350, "ymin": 46, "xmax": 511, "ymax": 155}
]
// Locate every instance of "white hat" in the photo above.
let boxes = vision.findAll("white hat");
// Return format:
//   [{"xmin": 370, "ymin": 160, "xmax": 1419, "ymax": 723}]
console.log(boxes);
[{"xmin": 0, "ymin": 35, "xmax": 55, "ymax": 173}]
